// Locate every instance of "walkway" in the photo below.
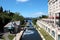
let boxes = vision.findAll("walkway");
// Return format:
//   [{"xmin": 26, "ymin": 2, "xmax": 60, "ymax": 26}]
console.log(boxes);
[
  {"xmin": 3, "ymin": 32, "xmax": 10, "ymax": 40},
  {"xmin": 13, "ymin": 30, "xmax": 24, "ymax": 40}
]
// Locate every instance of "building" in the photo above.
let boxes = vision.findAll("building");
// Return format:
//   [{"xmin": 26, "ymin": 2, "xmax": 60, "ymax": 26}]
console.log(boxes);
[
  {"xmin": 37, "ymin": 0, "xmax": 60, "ymax": 40},
  {"xmin": 48, "ymin": 0, "xmax": 60, "ymax": 26},
  {"xmin": 4, "ymin": 21, "xmax": 20, "ymax": 33},
  {"xmin": 48, "ymin": 0, "xmax": 60, "ymax": 18}
]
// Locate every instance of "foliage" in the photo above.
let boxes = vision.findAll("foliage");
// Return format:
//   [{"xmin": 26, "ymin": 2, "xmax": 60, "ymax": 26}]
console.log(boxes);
[
  {"xmin": 2, "ymin": 36, "xmax": 6, "ymax": 40},
  {"xmin": 0, "ymin": 6, "xmax": 3, "ymax": 13},
  {"xmin": 12, "ymin": 13, "xmax": 25, "ymax": 25},
  {"xmin": 12, "ymin": 13, "xmax": 21, "ymax": 21},
  {"xmin": 32, "ymin": 18, "xmax": 37, "ymax": 25},
  {"xmin": 0, "ymin": 6, "xmax": 25, "ymax": 31},
  {"xmin": 36, "ymin": 25, "xmax": 54, "ymax": 40},
  {"xmin": 32, "ymin": 15, "xmax": 48, "ymax": 24},
  {"xmin": 42, "ymin": 15, "xmax": 48, "ymax": 18}
]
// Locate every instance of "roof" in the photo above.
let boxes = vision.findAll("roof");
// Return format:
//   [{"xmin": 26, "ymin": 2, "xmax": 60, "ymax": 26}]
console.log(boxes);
[
  {"xmin": 4, "ymin": 21, "xmax": 20, "ymax": 27},
  {"xmin": 15, "ymin": 21, "xmax": 20, "ymax": 25}
]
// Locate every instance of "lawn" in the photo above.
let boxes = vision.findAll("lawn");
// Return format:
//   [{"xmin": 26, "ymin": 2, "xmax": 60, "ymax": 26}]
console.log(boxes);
[
  {"xmin": 36, "ymin": 25, "xmax": 54, "ymax": 40},
  {"xmin": 2, "ymin": 37, "xmax": 5, "ymax": 40},
  {"xmin": 8, "ymin": 34, "xmax": 15, "ymax": 40}
]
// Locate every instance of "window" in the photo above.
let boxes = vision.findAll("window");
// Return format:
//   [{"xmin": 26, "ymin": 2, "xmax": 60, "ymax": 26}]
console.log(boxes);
[
  {"xmin": 46, "ymin": 27, "xmax": 47, "ymax": 30},
  {"xmin": 52, "ymin": 31, "xmax": 55, "ymax": 37},
  {"xmin": 59, "ymin": 4, "xmax": 60, "ymax": 7},
  {"xmin": 52, "ymin": 0, "xmax": 58, "ymax": 4},
  {"xmin": 56, "ymin": 0, "xmax": 58, "ymax": 1},
  {"xmin": 48, "ymin": 0, "xmax": 50, "ymax": 2},
  {"xmin": 49, "ymin": 12, "xmax": 51, "ymax": 16},
  {"xmin": 59, "ymin": 1, "xmax": 60, "ymax": 3},
  {"xmin": 59, "ymin": 13, "xmax": 60, "ymax": 27},
  {"xmin": 56, "ymin": 6, "xmax": 58, "ymax": 8},
  {"xmin": 56, "ymin": 3, "xmax": 58, "ymax": 5},
  {"xmin": 58, "ymin": 35, "xmax": 60, "ymax": 40},
  {"xmin": 48, "ymin": 28, "xmax": 50, "ymax": 32}
]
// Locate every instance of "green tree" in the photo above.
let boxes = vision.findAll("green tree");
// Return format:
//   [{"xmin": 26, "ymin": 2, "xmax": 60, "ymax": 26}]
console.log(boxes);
[
  {"xmin": 0, "ymin": 6, "xmax": 25, "ymax": 28},
  {"xmin": 12, "ymin": 13, "xmax": 20, "ymax": 21},
  {"xmin": 0, "ymin": 6, "xmax": 3, "ymax": 13},
  {"xmin": 42, "ymin": 15, "xmax": 48, "ymax": 18},
  {"xmin": 32, "ymin": 18, "xmax": 37, "ymax": 25},
  {"xmin": 12, "ymin": 13, "xmax": 25, "ymax": 25}
]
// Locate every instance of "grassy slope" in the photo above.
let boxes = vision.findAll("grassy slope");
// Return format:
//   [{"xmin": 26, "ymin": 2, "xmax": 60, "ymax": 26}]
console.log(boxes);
[
  {"xmin": 8, "ymin": 34, "xmax": 15, "ymax": 40},
  {"xmin": 36, "ymin": 25, "xmax": 54, "ymax": 40}
]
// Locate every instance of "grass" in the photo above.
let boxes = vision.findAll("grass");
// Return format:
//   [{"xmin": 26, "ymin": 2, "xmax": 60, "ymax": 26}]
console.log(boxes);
[
  {"xmin": 21, "ymin": 24, "xmax": 26, "ymax": 27},
  {"xmin": 2, "ymin": 37, "xmax": 5, "ymax": 40},
  {"xmin": 8, "ymin": 34, "xmax": 15, "ymax": 40},
  {"xmin": 36, "ymin": 25, "xmax": 54, "ymax": 40},
  {"xmin": 21, "ymin": 25, "xmax": 25, "ymax": 27}
]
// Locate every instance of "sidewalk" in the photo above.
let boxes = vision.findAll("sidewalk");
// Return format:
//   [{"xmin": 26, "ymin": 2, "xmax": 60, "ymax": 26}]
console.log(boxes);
[
  {"xmin": 13, "ymin": 30, "xmax": 24, "ymax": 40},
  {"xmin": 3, "ymin": 32, "xmax": 10, "ymax": 40}
]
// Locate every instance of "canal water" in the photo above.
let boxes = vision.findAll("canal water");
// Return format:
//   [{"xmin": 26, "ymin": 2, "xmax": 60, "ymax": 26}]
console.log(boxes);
[{"xmin": 21, "ymin": 20, "xmax": 42, "ymax": 40}]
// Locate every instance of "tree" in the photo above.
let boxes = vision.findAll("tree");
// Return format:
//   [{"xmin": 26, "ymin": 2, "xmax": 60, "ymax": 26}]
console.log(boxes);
[
  {"xmin": 12, "ymin": 13, "xmax": 20, "ymax": 21},
  {"xmin": 32, "ymin": 18, "xmax": 37, "ymax": 25},
  {"xmin": 0, "ymin": 6, "xmax": 3, "ymax": 13},
  {"xmin": 0, "ymin": 6, "xmax": 25, "ymax": 28},
  {"xmin": 4, "ymin": 10, "xmax": 8, "ymax": 13},
  {"xmin": 42, "ymin": 15, "xmax": 48, "ymax": 18},
  {"xmin": 39, "ymin": 16, "xmax": 42, "ymax": 19},
  {"xmin": 12, "ymin": 13, "xmax": 25, "ymax": 25}
]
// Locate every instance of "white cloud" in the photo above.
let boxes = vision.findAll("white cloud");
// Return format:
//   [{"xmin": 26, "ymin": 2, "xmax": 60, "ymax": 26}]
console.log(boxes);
[
  {"xmin": 16, "ymin": 0, "xmax": 29, "ymax": 2},
  {"xmin": 31, "ymin": 12, "xmax": 47, "ymax": 17}
]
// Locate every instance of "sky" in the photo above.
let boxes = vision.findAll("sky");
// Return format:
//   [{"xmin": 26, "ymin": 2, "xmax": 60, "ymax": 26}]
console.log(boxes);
[{"xmin": 0, "ymin": 0, "xmax": 48, "ymax": 18}]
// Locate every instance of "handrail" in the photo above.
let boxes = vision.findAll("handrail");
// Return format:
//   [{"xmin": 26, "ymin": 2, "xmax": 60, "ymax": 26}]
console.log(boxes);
[{"xmin": 13, "ymin": 30, "xmax": 24, "ymax": 40}]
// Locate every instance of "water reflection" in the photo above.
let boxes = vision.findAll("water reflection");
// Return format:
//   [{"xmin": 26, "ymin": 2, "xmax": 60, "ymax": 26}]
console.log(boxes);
[
  {"xmin": 21, "ymin": 20, "xmax": 42, "ymax": 40},
  {"xmin": 23, "ymin": 29, "xmax": 34, "ymax": 35},
  {"xmin": 21, "ymin": 28, "xmax": 42, "ymax": 40}
]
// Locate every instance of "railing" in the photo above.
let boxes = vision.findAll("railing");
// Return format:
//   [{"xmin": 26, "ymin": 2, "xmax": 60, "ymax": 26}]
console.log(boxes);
[{"xmin": 13, "ymin": 30, "xmax": 24, "ymax": 40}]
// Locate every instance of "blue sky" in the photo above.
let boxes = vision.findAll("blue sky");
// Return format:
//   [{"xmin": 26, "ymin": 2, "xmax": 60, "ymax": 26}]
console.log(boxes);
[{"xmin": 0, "ymin": 0, "xmax": 48, "ymax": 17}]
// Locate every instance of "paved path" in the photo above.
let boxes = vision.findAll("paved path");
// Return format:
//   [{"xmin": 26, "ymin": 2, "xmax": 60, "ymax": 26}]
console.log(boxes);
[
  {"xmin": 13, "ymin": 30, "xmax": 24, "ymax": 40},
  {"xmin": 0, "ymin": 39, "xmax": 3, "ymax": 40},
  {"xmin": 0, "ymin": 32, "xmax": 10, "ymax": 40},
  {"xmin": 3, "ymin": 32, "xmax": 10, "ymax": 40}
]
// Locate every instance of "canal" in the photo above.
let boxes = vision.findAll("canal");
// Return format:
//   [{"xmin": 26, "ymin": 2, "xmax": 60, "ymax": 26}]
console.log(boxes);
[{"xmin": 21, "ymin": 20, "xmax": 42, "ymax": 40}]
